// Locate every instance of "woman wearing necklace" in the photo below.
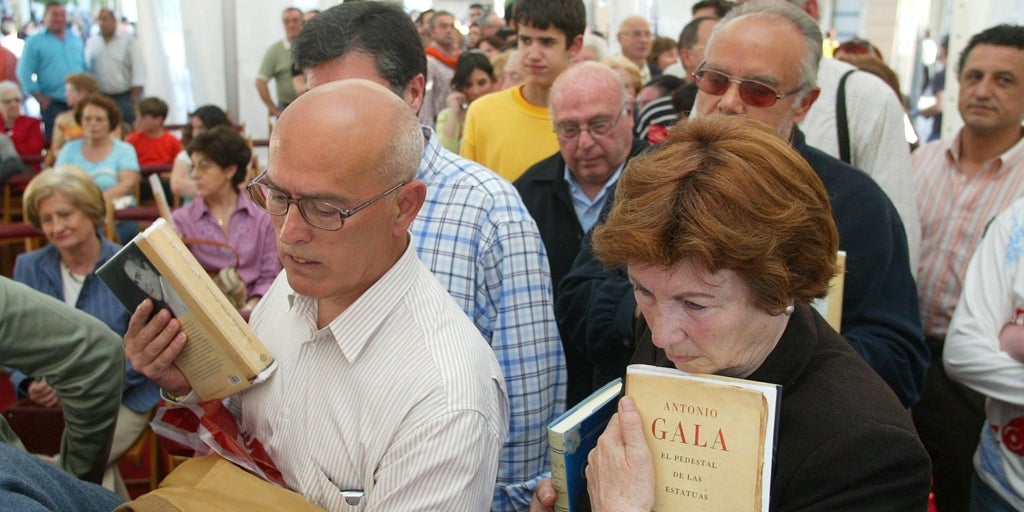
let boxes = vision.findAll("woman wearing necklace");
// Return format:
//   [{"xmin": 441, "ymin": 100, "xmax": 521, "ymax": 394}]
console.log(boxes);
[
  {"xmin": 8, "ymin": 165, "xmax": 160, "ymax": 498},
  {"xmin": 171, "ymin": 125, "xmax": 280, "ymax": 314}
]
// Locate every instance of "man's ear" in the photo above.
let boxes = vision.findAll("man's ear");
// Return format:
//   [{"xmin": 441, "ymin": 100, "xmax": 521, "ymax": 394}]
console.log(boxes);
[
  {"xmin": 405, "ymin": 74, "xmax": 426, "ymax": 115},
  {"xmin": 567, "ymin": 34, "xmax": 584, "ymax": 58},
  {"xmin": 394, "ymin": 181, "xmax": 426, "ymax": 235},
  {"xmin": 792, "ymin": 86, "xmax": 820, "ymax": 124},
  {"xmin": 803, "ymin": 0, "xmax": 820, "ymax": 20}
]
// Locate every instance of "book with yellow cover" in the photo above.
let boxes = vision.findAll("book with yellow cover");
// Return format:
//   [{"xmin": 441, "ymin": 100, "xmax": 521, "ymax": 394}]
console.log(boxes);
[
  {"xmin": 97, "ymin": 218, "xmax": 276, "ymax": 401},
  {"xmin": 625, "ymin": 364, "xmax": 780, "ymax": 512},
  {"xmin": 810, "ymin": 250, "xmax": 846, "ymax": 331}
]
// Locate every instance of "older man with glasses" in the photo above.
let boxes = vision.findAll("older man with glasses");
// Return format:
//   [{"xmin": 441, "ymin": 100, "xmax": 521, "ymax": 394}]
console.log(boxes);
[
  {"xmin": 124, "ymin": 80, "xmax": 509, "ymax": 510},
  {"xmin": 514, "ymin": 61, "xmax": 647, "ymax": 407},
  {"xmin": 556, "ymin": 0, "xmax": 926, "ymax": 416}
]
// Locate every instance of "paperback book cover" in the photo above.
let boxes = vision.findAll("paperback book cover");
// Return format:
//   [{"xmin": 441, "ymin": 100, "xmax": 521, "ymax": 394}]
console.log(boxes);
[
  {"xmin": 97, "ymin": 219, "xmax": 275, "ymax": 401},
  {"xmin": 626, "ymin": 364, "xmax": 780, "ymax": 512}
]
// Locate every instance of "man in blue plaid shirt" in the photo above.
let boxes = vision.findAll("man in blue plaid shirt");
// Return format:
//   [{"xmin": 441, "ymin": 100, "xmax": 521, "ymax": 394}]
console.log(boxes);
[{"xmin": 293, "ymin": 3, "xmax": 567, "ymax": 511}]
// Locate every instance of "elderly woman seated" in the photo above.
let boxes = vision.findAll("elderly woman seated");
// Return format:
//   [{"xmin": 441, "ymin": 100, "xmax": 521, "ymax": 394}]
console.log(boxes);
[
  {"xmin": 10, "ymin": 165, "xmax": 159, "ymax": 498},
  {"xmin": 531, "ymin": 116, "xmax": 931, "ymax": 511}
]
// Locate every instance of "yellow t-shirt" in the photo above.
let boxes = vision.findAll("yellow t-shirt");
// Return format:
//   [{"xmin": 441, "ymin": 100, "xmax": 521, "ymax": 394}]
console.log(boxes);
[{"xmin": 460, "ymin": 85, "xmax": 559, "ymax": 182}]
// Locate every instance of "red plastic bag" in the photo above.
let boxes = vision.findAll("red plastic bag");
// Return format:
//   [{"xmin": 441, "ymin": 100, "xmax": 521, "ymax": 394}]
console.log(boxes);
[{"xmin": 151, "ymin": 400, "xmax": 286, "ymax": 487}]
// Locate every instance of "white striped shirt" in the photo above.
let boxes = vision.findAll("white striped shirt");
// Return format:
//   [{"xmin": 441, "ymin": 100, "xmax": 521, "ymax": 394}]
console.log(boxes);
[
  {"xmin": 913, "ymin": 131, "xmax": 1024, "ymax": 338},
  {"xmin": 238, "ymin": 241, "xmax": 509, "ymax": 511}
]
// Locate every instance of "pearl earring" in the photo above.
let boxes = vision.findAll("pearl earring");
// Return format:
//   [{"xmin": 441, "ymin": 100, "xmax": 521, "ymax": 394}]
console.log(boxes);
[{"xmin": 785, "ymin": 305, "xmax": 795, "ymax": 315}]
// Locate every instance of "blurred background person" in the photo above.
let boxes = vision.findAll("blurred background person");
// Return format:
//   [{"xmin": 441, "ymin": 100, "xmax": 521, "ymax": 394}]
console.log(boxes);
[
  {"xmin": 0, "ymin": 79, "xmax": 43, "ymax": 168},
  {"xmin": 47, "ymin": 72, "xmax": 99, "ymax": 167},
  {"xmin": 603, "ymin": 55, "xmax": 642, "ymax": 99},
  {"xmin": 436, "ymin": 51, "xmax": 497, "ymax": 153},
  {"xmin": 168, "ymin": 104, "xmax": 232, "ymax": 201},
  {"xmin": 647, "ymin": 36, "xmax": 679, "ymax": 75},
  {"xmin": 573, "ymin": 33, "xmax": 609, "ymax": 63}
]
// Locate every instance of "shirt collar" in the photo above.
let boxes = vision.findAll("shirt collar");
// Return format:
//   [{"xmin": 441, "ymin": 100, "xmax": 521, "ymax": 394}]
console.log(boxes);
[{"xmin": 287, "ymin": 239, "xmax": 421, "ymax": 363}]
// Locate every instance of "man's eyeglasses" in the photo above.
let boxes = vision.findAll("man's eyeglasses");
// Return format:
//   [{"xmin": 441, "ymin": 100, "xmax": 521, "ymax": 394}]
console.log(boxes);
[
  {"xmin": 246, "ymin": 171, "xmax": 406, "ymax": 231},
  {"xmin": 692, "ymin": 64, "xmax": 804, "ymax": 108},
  {"xmin": 0, "ymin": 97, "xmax": 21, "ymax": 104},
  {"xmin": 620, "ymin": 30, "xmax": 652, "ymax": 39},
  {"xmin": 554, "ymin": 105, "xmax": 627, "ymax": 141}
]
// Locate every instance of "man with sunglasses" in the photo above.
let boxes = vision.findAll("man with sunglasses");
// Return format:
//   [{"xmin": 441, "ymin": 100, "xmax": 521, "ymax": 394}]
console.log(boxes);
[
  {"xmin": 515, "ymin": 62, "xmax": 647, "ymax": 408},
  {"xmin": 558, "ymin": 0, "xmax": 926, "ymax": 411},
  {"xmin": 123, "ymin": 80, "xmax": 509, "ymax": 510}
]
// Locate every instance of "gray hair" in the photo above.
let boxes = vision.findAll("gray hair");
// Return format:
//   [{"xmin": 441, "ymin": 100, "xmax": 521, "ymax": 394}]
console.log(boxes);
[
  {"xmin": 379, "ymin": 103, "xmax": 424, "ymax": 184},
  {"xmin": 0, "ymin": 80, "xmax": 21, "ymax": 100},
  {"xmin": 713, "ymin": 0, "xmax": 822, "ymax": 89},
  {"xmin": 581, "ymin": 33, "xmax": 610, "ymax": 61}
]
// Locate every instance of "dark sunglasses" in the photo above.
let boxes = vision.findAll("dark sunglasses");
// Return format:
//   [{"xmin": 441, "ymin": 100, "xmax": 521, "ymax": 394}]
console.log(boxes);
[{"xmin": 692, "ymin": 65, "xmax": 804, "ymax": 108}]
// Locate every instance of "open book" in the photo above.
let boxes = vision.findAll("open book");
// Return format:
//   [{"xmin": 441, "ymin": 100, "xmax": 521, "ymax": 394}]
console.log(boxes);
[
  {"xmin": 548, "ymin": 378, "xmax": 622, "ymax": 512},
  {"xmin": 626, "ymin": 364, "xmax": 780, "ymax": 512},
  {"xmin": 97, "ymin": 219, "xmax": 275, "ymax": 401}
]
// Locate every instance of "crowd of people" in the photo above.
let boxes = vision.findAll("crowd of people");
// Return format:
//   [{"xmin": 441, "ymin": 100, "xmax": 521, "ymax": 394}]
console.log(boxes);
[{"xmin": 0, "ymin": 0, "xmax": 1023, "ymax": 511}]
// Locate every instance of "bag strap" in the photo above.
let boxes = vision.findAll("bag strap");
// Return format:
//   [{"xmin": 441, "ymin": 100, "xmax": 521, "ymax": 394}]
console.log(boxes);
[
  {"xmin": 181, "ymin": 237, "xmax": 241, "ymax": 268},
  {"xmin": 836, "ymin": 69, "xmax": 857, "ymax": 164}
]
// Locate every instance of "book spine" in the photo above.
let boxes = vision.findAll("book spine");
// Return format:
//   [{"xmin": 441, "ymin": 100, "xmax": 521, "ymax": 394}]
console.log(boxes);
[{"xmin": 548, "ymin": 429, "xmax": 571, "ymax": 512}]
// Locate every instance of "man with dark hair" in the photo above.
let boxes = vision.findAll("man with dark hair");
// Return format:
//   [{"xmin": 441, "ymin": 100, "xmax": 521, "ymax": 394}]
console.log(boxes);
[
  {"xmin": 461, "ymin": 0, "xmax": 585, "ymax": 182},
  {"xmin": 691, "ymin": 0, "xmax": 734, "ymax": 18},
  {"xmin": 912, "ymin": 23, "xmax": 1024, "ymax": 512},
  {"xmin": 293, "ymin": 3, "xmax": 566, "ymax": 510},
  {"xmin": 661, "ymin": 16, "xmax": 717, "ymax": 80},
  {"xmin": 255, "ymin": 7, "xmax": 302, "ymax": 117},
  {"xmin": 419, "ymin": 10, "xmax": 460, "ymax": 125}
]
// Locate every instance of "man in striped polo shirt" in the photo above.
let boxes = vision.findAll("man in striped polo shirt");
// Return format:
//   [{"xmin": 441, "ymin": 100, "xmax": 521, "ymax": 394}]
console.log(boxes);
[{"xmin": 911, "ymin": 24, "xmax": 1024, "ymax": 512}]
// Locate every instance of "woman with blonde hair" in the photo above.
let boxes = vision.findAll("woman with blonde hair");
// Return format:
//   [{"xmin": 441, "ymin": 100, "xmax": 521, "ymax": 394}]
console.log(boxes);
[
  {"xmin": 603, "ymin": 55, "xmax": 642, "ymax": 98},
  {"xmin": 10, "ymin": 164, "xmax": 159, "ymax": 498}
]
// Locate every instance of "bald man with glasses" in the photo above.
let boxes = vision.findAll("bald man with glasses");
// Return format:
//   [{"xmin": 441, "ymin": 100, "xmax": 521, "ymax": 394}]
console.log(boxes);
[
  {"xmin": 557, "ymin": 0, "xmax": 926, "ymax": 413},
  {"xmin": 515, "ymin": 62, "xmax": 647, "ymax": 407}
]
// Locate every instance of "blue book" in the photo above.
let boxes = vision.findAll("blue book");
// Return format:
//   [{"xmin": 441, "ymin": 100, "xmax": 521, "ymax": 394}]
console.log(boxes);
[{"xmin": 548, "ymin": 378, "xmax": 623, "ymax": 512}]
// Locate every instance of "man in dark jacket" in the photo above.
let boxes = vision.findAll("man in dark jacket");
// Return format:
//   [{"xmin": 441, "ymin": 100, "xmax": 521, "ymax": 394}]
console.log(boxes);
[
  {"xmin": 556, "ymin": 0, "xmax": 927, "ymax": 409},
  {"xmin": 515, "ymin": 61, "xmax": 647, "ymax": 406}
]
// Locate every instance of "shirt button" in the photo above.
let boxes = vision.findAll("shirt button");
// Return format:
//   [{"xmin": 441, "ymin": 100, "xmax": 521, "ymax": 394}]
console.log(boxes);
[{"xmin": 282, "ymin": 408, "xmax": 292, "ymax": 421}]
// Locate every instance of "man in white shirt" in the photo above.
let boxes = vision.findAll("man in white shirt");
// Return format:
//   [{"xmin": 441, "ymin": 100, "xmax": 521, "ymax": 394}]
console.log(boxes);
[
  {"xmin": 616, "ymin": 16, "xmax": 655, "ymax": 84},
  {"xmin": 124, "ymin": 79, "xmax": 509, "ymax": 511},
  {"xmin": 85, "ymin": 8, "xmax": 144, "ymax": 125}
]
